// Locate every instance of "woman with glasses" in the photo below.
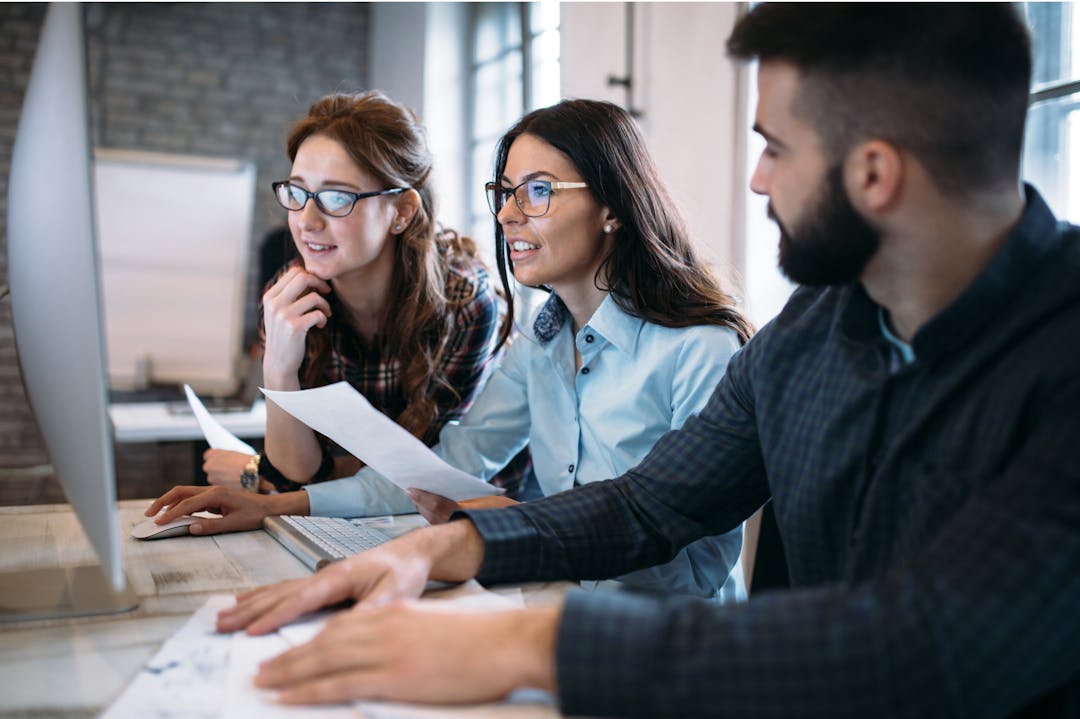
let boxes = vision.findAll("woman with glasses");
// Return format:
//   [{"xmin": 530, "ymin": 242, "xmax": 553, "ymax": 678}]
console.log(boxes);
[
  {"xmin": 308, "ymin": 98, "xmax": 754, "ymax": 600},
  {"xmin": 152, "ymin": 98, "xmax": 751, "ymax": 600},
  {"xmin": 189, "ymin": 90, "xmax": 505, "ymax": 498}
]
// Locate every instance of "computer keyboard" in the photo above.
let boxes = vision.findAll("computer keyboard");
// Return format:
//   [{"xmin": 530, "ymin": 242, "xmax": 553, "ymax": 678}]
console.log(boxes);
[{"xmin": 262, "ymin": 515, "xmax": 393, "ymax": 571}]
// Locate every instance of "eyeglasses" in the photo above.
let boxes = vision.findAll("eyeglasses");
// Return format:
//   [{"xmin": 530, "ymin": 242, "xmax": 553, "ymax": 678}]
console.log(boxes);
[
  {"xmin": 484, "ymin": 179, "xmax": 589, "ymax": 218},
  {"xmin": 272, "ymin": 181, "xmax": 408, "ymax": 218}
]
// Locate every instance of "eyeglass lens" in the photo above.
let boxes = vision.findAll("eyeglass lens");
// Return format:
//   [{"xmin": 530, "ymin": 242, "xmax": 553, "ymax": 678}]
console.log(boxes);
[
  {"xmin": 487, "ymin": 180, "xmax": 553, "ymax": 217},
  {"xmin": 274, "ymin": 183, "xmax": 356, "ymax": 217}
]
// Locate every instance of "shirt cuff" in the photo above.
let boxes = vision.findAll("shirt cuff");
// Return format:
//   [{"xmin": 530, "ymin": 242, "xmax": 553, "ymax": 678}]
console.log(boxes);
[
  {"xmin": 304, "ymin": 468, "xmax": 416, "ymax": 517},
  {"xmin": 454, "ymin": 506, "xmax": 541, "ymax": 584},
  {"xmin": 555, "ymin": 589, "xmax": 667, "ymax": 718}
]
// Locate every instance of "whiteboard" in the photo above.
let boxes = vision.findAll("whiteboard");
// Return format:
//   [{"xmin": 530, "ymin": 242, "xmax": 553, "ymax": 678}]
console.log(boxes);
[{"xmin": 93, "ymin": 149, "xmax": 256, "ymax": 395}]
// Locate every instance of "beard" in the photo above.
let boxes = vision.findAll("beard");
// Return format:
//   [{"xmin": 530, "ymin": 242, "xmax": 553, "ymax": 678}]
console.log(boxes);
[{"xmin": 773, "ymin": 164, "xmax": 880, "ymax": 286}]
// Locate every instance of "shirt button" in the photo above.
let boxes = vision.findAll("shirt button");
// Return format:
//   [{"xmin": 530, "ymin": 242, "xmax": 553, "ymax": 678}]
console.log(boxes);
[
  {"xmin": 581, "ymin": 367, "xmax": 590, "ymax": 375},
  {"xmin": 585, "ymin": 334, "xmax": 594, "ymax": 343},
  {"xmin": 568, "ymin": 464, "xmax": 575, "ymax": 473}
]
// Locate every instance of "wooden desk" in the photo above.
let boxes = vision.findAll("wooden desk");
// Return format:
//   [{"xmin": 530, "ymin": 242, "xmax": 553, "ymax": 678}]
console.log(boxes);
[{"xmin": 0, "ymin": 500, "xmax": 569, "ymax": 718}]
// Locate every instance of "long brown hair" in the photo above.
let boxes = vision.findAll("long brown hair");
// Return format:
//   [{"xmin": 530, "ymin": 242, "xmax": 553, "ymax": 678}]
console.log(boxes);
[
  {"xmin": 492, "ymin": 99, "xmax": 753, "ymax": 348},
  {"xmin": 286, "ymin": 91, "xmax": 480, "ymax": 439}
]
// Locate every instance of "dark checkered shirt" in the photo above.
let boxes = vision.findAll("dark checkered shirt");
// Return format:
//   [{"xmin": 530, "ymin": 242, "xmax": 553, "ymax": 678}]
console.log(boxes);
[{"xmin": 462, "ymin": 186, "xmax": 1080, "ymax": 718}]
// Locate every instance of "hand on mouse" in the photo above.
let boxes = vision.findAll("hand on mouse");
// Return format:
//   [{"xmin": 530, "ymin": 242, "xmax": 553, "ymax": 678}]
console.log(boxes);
[{"xmin": 145, "ymin": 485, "xmax": 309, "ymax": 535}]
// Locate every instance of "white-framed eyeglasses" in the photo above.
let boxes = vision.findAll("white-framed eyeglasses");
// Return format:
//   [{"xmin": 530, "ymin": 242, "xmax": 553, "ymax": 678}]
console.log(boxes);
[{"xmin": 485, "ymin": 179, "xmax": 589, "ymax": 218}]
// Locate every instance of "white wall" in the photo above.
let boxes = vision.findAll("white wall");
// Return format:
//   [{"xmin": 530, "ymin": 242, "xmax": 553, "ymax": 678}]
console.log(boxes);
[
  {"xmin": 371, "ymin": 2, "xmax": 779, "ymax": 315},
  {"xmin": 370, "ymin": 3, "xmax": 427, "ymax": 117},
  {"xmin": 370, "ymin": 3, "xmax": 469, "ymax": 233},
  {"xmin": 561, "ymin": 2, "xmax": 748, "ymax": 292}
]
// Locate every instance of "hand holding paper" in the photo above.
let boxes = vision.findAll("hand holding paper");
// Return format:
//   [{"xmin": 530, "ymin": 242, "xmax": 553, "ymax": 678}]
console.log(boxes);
[{"xmin": 261, "ymin": 382, "xmax": 502, "ymax": 502}]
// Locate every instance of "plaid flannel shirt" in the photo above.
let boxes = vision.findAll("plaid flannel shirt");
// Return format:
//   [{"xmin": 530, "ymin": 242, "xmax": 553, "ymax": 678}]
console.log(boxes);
[
  {"xmin": 261, "ymin": 256, "xmax": 500, "ymax": 486},
  {"xmin": 462, "ymin": 185, "xmax": 1080, "ymax": 718}
]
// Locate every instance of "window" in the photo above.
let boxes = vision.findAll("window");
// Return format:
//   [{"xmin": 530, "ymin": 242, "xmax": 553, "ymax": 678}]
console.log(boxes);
[
  {"xmin": 466, "ymin": 2, "xmax": 560, "ymax": 267},
  {"xmin": 741, "ymin": 65, "xmax": 796, "ymax": 328},
  {"xmin": 1023, "ymin": 2, "xmax": 1080, "ymax": 222},
  {"xmin": 739, "ymin": 5, "xmax": 1080, "ymax": 328}
]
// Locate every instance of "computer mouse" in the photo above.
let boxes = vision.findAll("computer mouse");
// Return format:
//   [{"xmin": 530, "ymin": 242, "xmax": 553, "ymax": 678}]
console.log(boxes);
[{"xmin": 130, "ymin": 514, "xmax": 201, "ymax": 540}]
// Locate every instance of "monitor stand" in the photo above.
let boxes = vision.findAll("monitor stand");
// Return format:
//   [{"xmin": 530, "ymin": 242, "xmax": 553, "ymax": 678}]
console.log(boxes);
[{"xmin": 0, "ymin": 565, "xmax": 138, "ymax": 622}]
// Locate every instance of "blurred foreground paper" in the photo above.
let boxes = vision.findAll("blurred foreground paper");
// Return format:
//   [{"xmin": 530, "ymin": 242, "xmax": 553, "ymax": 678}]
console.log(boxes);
[
  {"xmin": 184, "ymin": 383, "xmax": 257, "ymax": 454},
  {"xmin": 261, "ymin": 382, "xmax": 502, "ymax": 501}
]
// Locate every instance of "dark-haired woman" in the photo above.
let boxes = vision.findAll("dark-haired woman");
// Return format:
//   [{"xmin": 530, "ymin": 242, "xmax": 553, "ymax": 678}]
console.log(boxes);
[{"xmin": 307, "ymin": 99, "xmax": 754, "ymax": 600}]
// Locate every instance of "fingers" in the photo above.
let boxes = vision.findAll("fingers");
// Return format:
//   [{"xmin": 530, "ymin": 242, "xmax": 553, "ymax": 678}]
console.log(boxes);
[
  {"xmin": 218, "ymin": 581, "xmax": 305, "ymax": 634},
  {"xmin": 155, "ymin": 487, "xmax": 223, "ymax": 523},
  {"xmin": 459, "ymin": 496, "xmax": 520, "ymax": 511},
  {"xmin": 145, "ymin": 485, "xmax": 209, "ymax": 519},
  {"xmin": 256, "ymin": 615, "xmax": 383, "ymax": 702},
  {"xmin": 159, "ymin": 486, "xmax": 262, "ymax": 532},
  {"xmin": 263, "ymin": 265, "xmax": 331, "ymax": 303},
  {"xmin": 223, "ymin": 570, "xmax": 350, "ymax": 636},
  {"xmin": 406, "ymin": 488, "xmax": 459, "ymax": 525},
  {"xmin": 188, "ymin": 514, "xmax": 247, "ymax": 536},
  {"xmin": 275, "ymin": 672, "xmax": 383, "ymax": 706},
  {"xmin": 264, "ymin": 267, "xmax": 332, "ymax": 310}
]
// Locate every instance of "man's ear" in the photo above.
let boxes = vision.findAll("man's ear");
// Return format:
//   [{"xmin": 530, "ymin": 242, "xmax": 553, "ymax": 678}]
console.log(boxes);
[
  {"xmin": 844, "ymin": 139, "xmax": 903, "ymax": 215},
  {"xmin": 393, "ymin": 188, "xmax": 422, "ymax": 231}
]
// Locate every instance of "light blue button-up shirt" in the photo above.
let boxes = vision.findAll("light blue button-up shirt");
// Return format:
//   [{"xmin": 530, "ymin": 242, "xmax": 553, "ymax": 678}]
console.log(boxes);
[{"xmin": 306, "ymin": 292, "xmax": 744, "ymax": 599}]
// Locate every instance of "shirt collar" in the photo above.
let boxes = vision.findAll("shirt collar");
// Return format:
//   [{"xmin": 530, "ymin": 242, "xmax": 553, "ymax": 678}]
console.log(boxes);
[
  {"xmin": 878, "ymin": 306, "xmax": 916, "ymax": 366},
  {"xmin": 910, "ymin": 183, "xmax": 1059, "ymax": 361},
  {"xmin": 530, "ymin": 292, "xmax": 643, "ymax": 353},
  {"xmin": 840, "ymin": 184, "xmax": 1061, "ymax": 363},
  {"xmin": 581, "ymin": 293, "xmax": 644, "ymax": 354}
]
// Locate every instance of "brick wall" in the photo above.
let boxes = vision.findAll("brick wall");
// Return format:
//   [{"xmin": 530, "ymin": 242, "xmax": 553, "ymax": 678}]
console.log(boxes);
[{"xmin": 0, "ymin": 2, "xmax": 371, "ymax": 503}]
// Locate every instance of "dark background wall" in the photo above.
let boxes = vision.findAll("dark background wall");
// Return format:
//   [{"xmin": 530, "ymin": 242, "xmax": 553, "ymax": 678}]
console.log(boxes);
[{"xmin": 0, "ymin": 2, "xmax": 371, "ymax": 503}]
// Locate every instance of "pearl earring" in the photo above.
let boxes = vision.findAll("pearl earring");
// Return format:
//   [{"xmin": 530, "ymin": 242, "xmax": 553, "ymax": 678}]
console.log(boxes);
[{"xmin": 603, "ymin": 223, "xmax": 613, "ymax": 234}]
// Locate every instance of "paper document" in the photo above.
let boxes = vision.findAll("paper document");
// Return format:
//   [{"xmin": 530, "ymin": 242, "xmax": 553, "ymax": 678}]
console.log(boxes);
[
  {"xmin": 104, "ymin": 585, "xmax": 554, "ymax": 718},
  {"xmin": 100, "ymin": 595, "xmax": 235, "ymax": 719},
  {"xmin": 261, "ymin": 382, "xmax": 502, "ymax": 502},
  {"xmin": 185, "ymin": 383, "xmax": 257, "ymax": 454}
]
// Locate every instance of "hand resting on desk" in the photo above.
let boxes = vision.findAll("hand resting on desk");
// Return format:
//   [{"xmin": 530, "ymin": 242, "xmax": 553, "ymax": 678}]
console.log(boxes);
[
  {"xmin": 216, "ymin": 519, "xmax": 561, "ymax": 706},
  {"xmin": 255, "ymin": 597, "xmax": 560, "ymax": 706}
]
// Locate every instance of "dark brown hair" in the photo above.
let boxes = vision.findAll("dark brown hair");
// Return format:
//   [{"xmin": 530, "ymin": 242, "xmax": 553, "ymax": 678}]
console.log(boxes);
[
  {"xmin": 286, "ymin": 91, "xmax": 482, "ymax": 439},
  {"xmin": 727, "ymin": 3, "xmax": 1032, "ymax": 194},
  {"xmin": 492, "ymin": 99, "xmax": 753, "ymax": 347}
]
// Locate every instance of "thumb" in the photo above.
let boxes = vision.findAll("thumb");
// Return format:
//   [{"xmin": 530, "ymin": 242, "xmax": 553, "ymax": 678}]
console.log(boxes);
[{"xmin": 190, "ymin": 513, "xmax": 257, "ymax": 535}]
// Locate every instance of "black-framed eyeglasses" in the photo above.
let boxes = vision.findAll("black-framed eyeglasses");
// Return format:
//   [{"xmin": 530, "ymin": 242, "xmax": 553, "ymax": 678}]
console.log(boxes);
[
  {"xmin": 272, "ymin": 181, "xmax": 408, "ymax": 218},
  {"xmin": 484, "ymin": 179, "xmax": 589, "ymax": 218}
]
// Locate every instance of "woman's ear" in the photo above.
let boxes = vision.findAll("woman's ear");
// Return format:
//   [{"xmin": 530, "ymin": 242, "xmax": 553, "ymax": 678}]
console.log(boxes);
[
  {"xmin": 601, "ymin": 208, "xmax": 621, "ymax": 235},
  {"xmin": 392, "ymin": 188, "xmax": 422, "ymax": 232}
]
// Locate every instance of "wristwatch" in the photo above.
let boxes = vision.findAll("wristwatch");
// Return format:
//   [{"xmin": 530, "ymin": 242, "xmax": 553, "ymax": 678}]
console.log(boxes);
[{"xmin": 240, "ymin": 454, "xmax": 261, "ymax": 493}]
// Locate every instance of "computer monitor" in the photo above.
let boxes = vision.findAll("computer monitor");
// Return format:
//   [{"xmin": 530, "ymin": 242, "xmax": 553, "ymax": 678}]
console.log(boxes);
[{"xmin": 1, "ymin": 3, "xmax": 137, "ymax": 620}]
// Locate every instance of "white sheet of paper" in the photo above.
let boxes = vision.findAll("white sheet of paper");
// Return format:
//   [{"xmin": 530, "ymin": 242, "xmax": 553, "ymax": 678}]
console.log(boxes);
[
  {"xmin": 105, "ymin": 588, "xmax": 553, "ymax": 719},
  {"xmin": 100, "ymin": 594, "xmax": 235, "ymax": 719},
  {"xmin": 227, "ymin": 584, "xmax": 555, "ymax": 719},
  {"xmin": 184, "ymin": 383, "xmax": 257, "ymax": 454},
  {"xmin": 261, "ymin": 382, "xmax": 502, "ymax": 501}
]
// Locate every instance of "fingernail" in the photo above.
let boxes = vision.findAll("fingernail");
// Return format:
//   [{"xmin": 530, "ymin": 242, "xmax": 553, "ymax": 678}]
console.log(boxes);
[{"xmin": 190, "ymin": 524, "xmax": 203, "ymax": 534}]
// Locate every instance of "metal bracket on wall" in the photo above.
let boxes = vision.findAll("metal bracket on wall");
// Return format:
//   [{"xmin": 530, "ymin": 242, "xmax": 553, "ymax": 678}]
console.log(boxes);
[{"xmin": 606, "ymin": 2, "xmax": 643, "ymax": 118}]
